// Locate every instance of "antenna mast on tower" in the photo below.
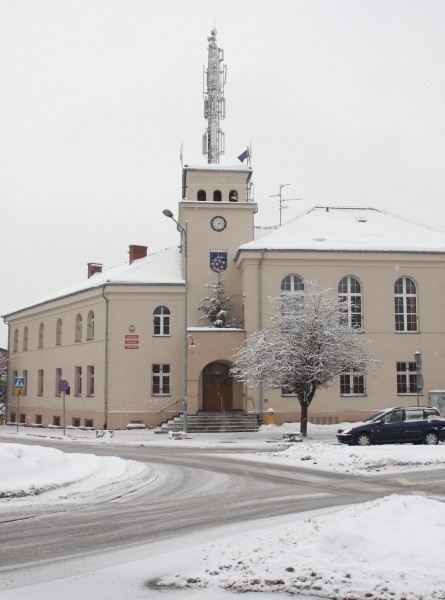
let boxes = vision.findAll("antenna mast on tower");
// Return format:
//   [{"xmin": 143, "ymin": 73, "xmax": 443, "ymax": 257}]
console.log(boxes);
[{"xmin": 203, "ymin": 29, "xmax": 226, "ymax": 164}]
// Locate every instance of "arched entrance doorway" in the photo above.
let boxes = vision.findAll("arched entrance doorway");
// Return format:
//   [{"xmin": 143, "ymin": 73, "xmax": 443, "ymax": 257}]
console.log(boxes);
[{"xmin": 202, "ymin": 363, "xmax": 233, "ymax": 412}]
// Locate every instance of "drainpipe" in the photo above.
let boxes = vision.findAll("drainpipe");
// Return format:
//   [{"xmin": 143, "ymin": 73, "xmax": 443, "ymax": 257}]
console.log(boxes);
[
  {"xmin": 3, "ymin": 318, "xmax": 10, "ymax": 421},
  {"xmin": 258, "ymin": 249, "xmax": 266, "ymax": 421},
  {"xmin": 101, "ymin": 286, "xmax": 110, "ymax": 429}
]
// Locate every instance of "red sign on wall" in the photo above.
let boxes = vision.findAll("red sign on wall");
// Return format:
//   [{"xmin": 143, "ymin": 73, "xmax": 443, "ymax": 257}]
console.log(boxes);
[{"xmin": 125, "ymin": 334, "xmax": 139, "ymax": 349}]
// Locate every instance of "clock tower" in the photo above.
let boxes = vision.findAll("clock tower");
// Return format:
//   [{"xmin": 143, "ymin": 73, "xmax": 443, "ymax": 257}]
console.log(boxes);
[
  {"xmin": 176, "ymin": 30, "xmax": 257, "ymax": 328},
  {"xmin": 178, "ymin": 165, "xmax": 256, "ymax": 327}
]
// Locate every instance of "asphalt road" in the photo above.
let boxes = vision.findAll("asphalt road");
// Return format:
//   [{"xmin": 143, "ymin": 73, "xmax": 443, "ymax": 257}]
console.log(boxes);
[{"xmin": 1, "ymin": 438, "xmax": 445, "ymax": 576}]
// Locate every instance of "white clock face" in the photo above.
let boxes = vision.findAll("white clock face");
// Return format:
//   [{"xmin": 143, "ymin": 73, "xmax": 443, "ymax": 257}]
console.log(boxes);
[{"xmin": 211, "ymin": 216, "xmax": 227, "ymax": 231}]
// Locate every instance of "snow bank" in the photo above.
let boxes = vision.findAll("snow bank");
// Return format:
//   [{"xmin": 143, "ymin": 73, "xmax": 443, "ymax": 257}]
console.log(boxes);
[
  {"xmin": 153, "ymin": 494, "xmax": 445, "ymax": 599},
  {"xmin": 255, "ymin": 437, "xmax": 445, "ymax": 473},
  {"xmin": 0, "ymin": 443, "xmax": 146, "ymax": 502}
]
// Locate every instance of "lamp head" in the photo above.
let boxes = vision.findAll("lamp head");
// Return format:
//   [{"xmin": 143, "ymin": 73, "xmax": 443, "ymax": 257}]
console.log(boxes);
[{"xmin": 162, "ymin": 209, "xmax": 174, "ymax": 219}]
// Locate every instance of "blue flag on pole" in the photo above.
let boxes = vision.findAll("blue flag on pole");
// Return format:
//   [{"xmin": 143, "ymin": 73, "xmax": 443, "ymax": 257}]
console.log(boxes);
[{"xmin": 237, "ymin": 148, "xmax": 249, "ymax": 163}]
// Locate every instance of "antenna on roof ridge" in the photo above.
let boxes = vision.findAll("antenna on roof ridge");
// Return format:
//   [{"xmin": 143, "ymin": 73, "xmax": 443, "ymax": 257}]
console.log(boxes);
[
  {"xmin": 202, "ymin": 28, "xmax": 226, "ymax": 164},
  {"xmin": 270, "ymin": 184, "xmax": 302, "ymax": 226}
]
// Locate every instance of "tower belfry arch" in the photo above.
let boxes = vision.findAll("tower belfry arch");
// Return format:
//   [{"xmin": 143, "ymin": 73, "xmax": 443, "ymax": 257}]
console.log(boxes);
[{"xmin": 203, "ymin": 29, "xmax": 226, "ymax": 164}]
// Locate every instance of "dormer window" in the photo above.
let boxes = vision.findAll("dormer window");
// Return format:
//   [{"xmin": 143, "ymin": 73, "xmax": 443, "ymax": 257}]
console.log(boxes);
[
  {"xmin": 229, "ymin": 190, "xmax": 238, "ymax": 202},
  {"xmin": 197, "ymin": 189, "xmax": 206, "ymax": 201},
  {"xmin": 213, "ymin": 190, "xmax": 222, "ymax": 202}
]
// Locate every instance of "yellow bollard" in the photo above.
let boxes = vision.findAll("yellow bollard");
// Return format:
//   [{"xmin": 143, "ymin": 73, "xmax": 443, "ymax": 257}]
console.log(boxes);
[{"xmin": 265, "ymin": 408, "xmax": 275, "ymax": 425}]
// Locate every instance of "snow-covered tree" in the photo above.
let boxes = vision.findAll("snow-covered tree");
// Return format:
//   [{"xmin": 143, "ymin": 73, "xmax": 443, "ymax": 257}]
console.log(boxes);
[
  {"xmin": 197, "ymin": 273, "xmax": 238, "ymax": 328},
  {"xmin": 231, "ymin": 282, "xmax": 377, "ymax": 436}
]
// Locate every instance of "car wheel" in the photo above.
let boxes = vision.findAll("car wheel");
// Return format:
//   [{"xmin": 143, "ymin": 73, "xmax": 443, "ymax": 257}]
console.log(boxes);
[
  {"xmin": 356, "ymin": 433, "xmax": 371, "ymax": 446},
  {"xmin": 424, "ymin": 432, "xmax": 439, "ymax": 445}
]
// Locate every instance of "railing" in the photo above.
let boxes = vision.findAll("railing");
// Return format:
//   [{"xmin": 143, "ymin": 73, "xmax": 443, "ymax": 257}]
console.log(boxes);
[{"xmin": 155, "ymin": 397, "xmax": 182, "ymax": 414}]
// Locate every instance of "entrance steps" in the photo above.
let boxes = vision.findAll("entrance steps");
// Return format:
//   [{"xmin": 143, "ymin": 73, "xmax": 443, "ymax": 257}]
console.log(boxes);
[{"xmin": 154, "ymin": 411, "xmax": 260, "ymax": 434}]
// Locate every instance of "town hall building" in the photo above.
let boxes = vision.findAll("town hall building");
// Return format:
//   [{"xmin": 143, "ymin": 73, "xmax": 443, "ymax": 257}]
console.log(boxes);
[{"xmin": 4, "ymin": 30, "xmax": 445, "ymax": 431}]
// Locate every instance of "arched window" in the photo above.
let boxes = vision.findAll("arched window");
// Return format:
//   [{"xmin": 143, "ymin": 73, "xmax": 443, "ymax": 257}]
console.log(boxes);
[
  {"xmin": 38, "ymin": 323, "xmax": 44, "ymax": 348},
  {"xmin": 13, "ymin": 329, "xmax": 18, "ymax": 352},
  {"xmin": 229, "ymin": 190, "xmax": 238, "ymax": 202},
  {"xmin": 75, "ymin": 314, "xmax": 83, "ymax": 342},
  {"xmin": 213, "ymin": 190, "xmax": 222, "ymax": 202},
  {"xmin": 56, "ymin": 319, "xmax": 62, "ymax": 346},
  {"xmin": 281, "ymin": 275, "xmax": 304, "ymax": 293},
  {"xmin": 394, "ymin": 277, "xmax": 418, "ymax": 332},
  {"xmin": 153, "ymin": 305, "xmax": 170, "ymax": 336},
  {"xmin": 23, "ymin": 327, "xmax": 28, "ymax": 351},
  {"xmin": 338, "ymin": 276, "xmax": 362, "ymax": 329},
  {"xmin": 87, "ymin": 311, "xmax": 95, "ymax": 340},
  {"xmin": 197, "ymin": 189, "xmax": 206, "ymax": 201}
]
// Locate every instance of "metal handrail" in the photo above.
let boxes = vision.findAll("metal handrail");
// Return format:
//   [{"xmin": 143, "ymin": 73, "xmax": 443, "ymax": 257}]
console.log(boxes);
[{"xmin": 155, "ymin": 398, "xmax": 182, "ymax": 414}]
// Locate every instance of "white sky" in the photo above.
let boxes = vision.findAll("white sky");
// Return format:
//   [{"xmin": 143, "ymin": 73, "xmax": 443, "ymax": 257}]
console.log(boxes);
[
  {"xmin": 1, "ymin": 424, "xmax": 445, "ymax": 598},
  {"xmin": 1, "ymin": 0, "xmax": 445, "ymax": 347}
]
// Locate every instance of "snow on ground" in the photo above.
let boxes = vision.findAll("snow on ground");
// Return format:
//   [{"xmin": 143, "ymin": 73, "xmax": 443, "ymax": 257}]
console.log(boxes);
[
  {"xmin": 1, "ymin": 423, "xmax": 445, "ymax": 599},
  {"xmin": 0, "ymin": 441, "xmax": 150, "ymax": 505},
  {"xmin": 151, "ymin": 494, "xmax": 445, "ymax": 599}
]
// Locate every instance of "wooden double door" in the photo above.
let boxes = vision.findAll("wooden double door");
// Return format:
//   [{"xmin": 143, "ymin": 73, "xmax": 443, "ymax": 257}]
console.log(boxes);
[{"xmin": 202, "ymin": 363, "xmax": 233, "ymax": 412}]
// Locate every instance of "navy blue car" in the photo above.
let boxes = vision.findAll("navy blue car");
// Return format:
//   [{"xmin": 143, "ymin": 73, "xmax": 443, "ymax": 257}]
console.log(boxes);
[{"xmin": 336, "ymin": 407, "xmax": 445, "ymax": 446}]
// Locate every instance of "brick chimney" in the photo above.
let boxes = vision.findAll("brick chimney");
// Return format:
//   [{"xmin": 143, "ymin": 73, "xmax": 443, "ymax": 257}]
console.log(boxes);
[
  {"xmin": 87, "ymin": 263, "xmax": 103, "ymax": 278},
  {"xmin": 129, "ymin": 245, "xmax": 148, "ymax": 264}
]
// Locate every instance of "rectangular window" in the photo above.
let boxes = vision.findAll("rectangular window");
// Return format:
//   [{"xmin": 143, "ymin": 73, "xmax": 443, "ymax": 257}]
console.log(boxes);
[
  {"xmin": 20, "ymin": 413, "xmax": 26, "ymax": 424},
  {"xmin": 38, "ymin": 369, "xmax": 44, "ymax": 396},
  {"xmin": 75, "ymin": 366, "xmax": 82, "ymax": 396},
  {"xmin": 87, "ymin": 365, "xmax": 95, "ymax": 396},
  {"xmin": 340, "ymin": 370, "xmax": 365, "ymax": 396},
  {"xmin": 84, "ymin": 419, "xmax": 94, "ymax": 428},
  {"xmin": 281, "ymin": 385, "xmax": 296, "ymax": 396},
  {"xmin": 55, "ymin": 368, "xmax": 62, "ymax": 397},
  {"xmin": 53, "ymin": 416, "xmax": 61, "ymax": 427},
  {"xmin": 10, "ymin": 412, "xmax": 16, "ymax": 423},
  {"xmin": 397, "ymin": 362, "xmax": 417, "ymax": 394},
  {"xmin": 35, "ymin": 415, "xmax": 42, "ymax": 425},
  {"xmin": 72, "ymin": 417, "xmax": 80, "ymax": 427},
  {"xmin": 152, "ymin": 364, "xmax": 170, "ymax": 395},
  {"xmin": 22, "ymin": 370, "xmax": 28, "ymax": 396}
]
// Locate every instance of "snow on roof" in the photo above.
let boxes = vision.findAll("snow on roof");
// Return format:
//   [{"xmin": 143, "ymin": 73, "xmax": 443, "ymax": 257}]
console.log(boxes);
[
  {"xmin": 183, "ymin": 164, "xmax": 252, "ymax": 172},
  {"xmin": 6, "ymin": 247, "xmax": 184, "ymax": 315},
  {"xmin": 239, "ymin": 206, "xmax": 445, "ymax": 253}
]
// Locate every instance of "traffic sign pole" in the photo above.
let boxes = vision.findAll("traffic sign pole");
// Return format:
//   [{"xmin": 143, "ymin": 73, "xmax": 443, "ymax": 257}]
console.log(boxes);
[
  {"xmin": 58, "ymin": 380, "xmax": 70, "ymax": 436},
  {"xmin": 13, "ymin": 377, "xmax": 25, "ymax": 433}
]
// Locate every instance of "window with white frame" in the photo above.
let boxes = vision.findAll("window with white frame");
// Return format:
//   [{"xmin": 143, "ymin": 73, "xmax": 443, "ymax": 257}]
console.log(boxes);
[
  {"xmin": 394, "ymin": 277, "xmax": 418, "ymax": 332},
  {"xmin": 75, "ymin": 314, "xmax": 83, "ymax": 342},
  {"xmin": 87, "ymin": 365, "xmax": 95, "ymax": 396},
  {"xmin": 153, "ymin": 306, "xmax": 170, "ymax": 336},
  {"xmin": 340, "ymin": 368, "xmax": 365, "ymax": 395},
  {"xmin": 281, "ymin": 274, "xmax": 304, "ymax": 293},
  {"xmin": 56, "ymin": 319, "xmax": 62, "ymax": 346},
  {"xmin": 396, "ymin": 361, "xmax": 417, "ymax": 394},
  {"xmin": 75, "ymin": 366, "xmax": 82, "ymax": 396},
  {"xmin": 338, "ymin": 276, "xmax": 362, "ymax": 329},
  {"xmin": 38, "ymin": 369, "xmax": 44, "ymax": 396},
  {"xmin": 38, "ymin": 322, "xmax": 44, "ymax": 348},
  {"xmin": 87, "ymin": 311, "xmax": 95, "ymax": 340},
  {"xmin": 152, "ymin": 364, "xmax": 170, "ymax": 395},
  {"xmin": 23, "ymin": 327, "xmax": 28, "ymax": 351}
]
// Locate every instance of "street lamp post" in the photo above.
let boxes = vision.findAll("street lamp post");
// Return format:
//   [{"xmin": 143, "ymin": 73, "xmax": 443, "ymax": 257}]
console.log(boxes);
[
  {"xmin": 414, "ymin": 351, "xmax": 423, "ymax": 408},
  {"xmin": 163, "ymin": 209, "xmax": 189, "ymax": 437}
]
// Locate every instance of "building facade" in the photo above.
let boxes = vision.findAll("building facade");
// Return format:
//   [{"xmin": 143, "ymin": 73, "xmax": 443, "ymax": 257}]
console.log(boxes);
[{"xmin": 4, "ymin": 31, "xmax": 445, "ymax": 430}]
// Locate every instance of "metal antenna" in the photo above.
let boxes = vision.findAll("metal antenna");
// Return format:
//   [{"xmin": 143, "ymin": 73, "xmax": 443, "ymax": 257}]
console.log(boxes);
[
  {"xmin": 202, "ymin": 29, "xmax": 226, "ymax": 164},
  {"xmin": 270, "ymin": 184, "xmax": 302, "ymax": 226}
]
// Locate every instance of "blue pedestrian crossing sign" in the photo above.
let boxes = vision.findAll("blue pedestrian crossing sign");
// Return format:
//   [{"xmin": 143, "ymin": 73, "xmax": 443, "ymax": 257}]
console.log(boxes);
[{"xmin": 14, "ymin": 377, "xmax": 25, "ymax": 389}]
